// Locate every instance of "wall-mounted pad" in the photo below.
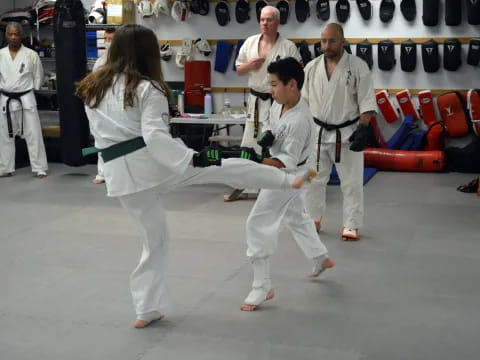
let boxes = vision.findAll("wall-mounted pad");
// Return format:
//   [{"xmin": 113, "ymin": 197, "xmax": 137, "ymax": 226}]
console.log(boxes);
[{"xmin": 336, "ymin": 0, "xmax": 350, "ymax": 23}]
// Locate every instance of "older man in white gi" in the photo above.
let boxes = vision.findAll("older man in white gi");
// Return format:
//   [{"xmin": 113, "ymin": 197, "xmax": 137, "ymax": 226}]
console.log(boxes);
[
  {"xmin": 224, "ymin": 5, "xmax": 301, "ymax": 201},
  {"xmin": 302, "ymin": 23, "xmax": 376, "ymax": 241},
  {"xmin": 0, "ymin": 22, "xmax": 48, "ymax": 178}
]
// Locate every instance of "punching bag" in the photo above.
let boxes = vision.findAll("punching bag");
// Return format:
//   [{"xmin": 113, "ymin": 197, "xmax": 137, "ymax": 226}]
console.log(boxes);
[{"xmin": 54, "ymin": 0, "xmax": 89, "ymax": 166}]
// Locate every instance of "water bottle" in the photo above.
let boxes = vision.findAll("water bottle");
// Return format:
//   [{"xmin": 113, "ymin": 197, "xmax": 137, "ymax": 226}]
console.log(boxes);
[
  {"xmin": 204, "ymin": 91, "xmax": 212, "ymax": 116},
  {"xmin": 223, "ymin": 97, "xmax": 231, "ymax": 118},
  {"xmin": 178, "ymin": 91, "xmax": 185, "ymax": 114}
]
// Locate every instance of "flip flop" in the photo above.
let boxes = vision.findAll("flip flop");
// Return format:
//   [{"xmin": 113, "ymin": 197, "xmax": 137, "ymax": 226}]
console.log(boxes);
[{"xmin": 457, "ymin": 178, "xmax": 479, "ymax": 193}]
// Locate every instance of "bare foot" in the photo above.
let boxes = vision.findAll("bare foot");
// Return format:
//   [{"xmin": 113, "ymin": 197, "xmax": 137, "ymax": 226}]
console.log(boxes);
[
  {"xmin": 307, "ymin": 257, "xmax": 335, "ymax": 278},
  {"xmin": 292, "ymin": 168, "xmax": 317, "ymax": 189},
  {"xmin": 223, "ymin": 192, "xmax": 248, "ymax": 201},
  {"xmin": 240, "ymin": 288, "xmax": 274, "ymax": 311},
  {"xmin": 342, "ymin": 228, "xmax": 359, "ymax": 241},
  {"xmin": 134, "ymin": 314, "xmax": 164, "ymax": 328},
  {"xmin": 314, "ymin": 217, "xmax": 322, "ymax": 233},
  {"xmin": 304, "ymin": 168, "xmax": 317, "ymax": 182},
  {"xmin": 291, "ymin": 177, "xmax": 305, "ymax": 189},
  {"xmin": 92, "ymin": 178, "xmax": 105, "ymax": 184}
]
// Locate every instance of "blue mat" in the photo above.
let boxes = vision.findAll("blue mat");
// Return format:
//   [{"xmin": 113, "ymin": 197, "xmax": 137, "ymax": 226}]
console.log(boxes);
[{"xmin": 328, "ymin": 166, "xmax": 378, "ymax": 185}]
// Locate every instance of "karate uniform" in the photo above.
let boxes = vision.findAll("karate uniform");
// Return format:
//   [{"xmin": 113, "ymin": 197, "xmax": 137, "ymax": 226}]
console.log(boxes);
[
  {"xmin": 302, "ymin": 53, "xmax": 376, "ymax": 229},
  {"xmin": 91, "ymin": 53, "xmax": 108, "ymax": 181},
  {"xmin": 0, "ymin": 45, "xmax": 48, "ymax": 174},
  {"xmin": 85, "ymin": 76, "xmax": 302, "ymax": 317},
  {"xmin": 245, "ymin": 99, "xmax": 328, "ymax": 291},
  {"xmin": 236, "ymin": 34, "xmax": 301, "ymax": 151}
]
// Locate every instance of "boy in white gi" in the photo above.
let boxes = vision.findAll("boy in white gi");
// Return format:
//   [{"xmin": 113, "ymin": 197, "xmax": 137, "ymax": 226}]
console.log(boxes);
[
  {"xmin": 0, "ymin": 22, "xmax": 48, "ymax": 178},
  {"xmin": 302, "ymin": 23, "xmax": 376, "ymax": 241},
  {"xmin": 225, "ymin": 5, "xmax": 301, "ymax": 201},
  {"xmin": 91, "ymin": 27, "xmax": 115, "ymax": 185},
  {"xmin": 240, "ymin": 57, "xmax": 334, "ymax": 312},
  {"xmin": 76, "ymin": 25, "xmax": 315, "ymax": 328}
]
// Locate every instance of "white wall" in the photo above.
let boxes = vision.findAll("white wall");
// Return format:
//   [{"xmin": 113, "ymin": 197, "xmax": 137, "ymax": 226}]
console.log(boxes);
[
  {"xmin": 138, "ymin": 1, "xmax": 479, "ymax": 90},
  {"xmin": 137, "ymin": 0, "xmax": 479, "ymax": 143},
  {"xmin": 2, "ymin": 0, "xmax": 477, "ymax": 143}
]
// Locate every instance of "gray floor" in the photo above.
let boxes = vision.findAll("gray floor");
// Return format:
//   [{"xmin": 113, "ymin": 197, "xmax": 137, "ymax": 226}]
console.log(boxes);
[{"xmin": 1, "ymin": 163, "xmax": 479, "ymax": 360}]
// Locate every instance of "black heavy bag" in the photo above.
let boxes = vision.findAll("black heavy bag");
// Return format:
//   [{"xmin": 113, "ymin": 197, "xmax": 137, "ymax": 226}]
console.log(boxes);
[
  {"xmin": 336, "ymin": 0, "xmax": 350, "ymax": 23},
  {"xmin": 467, "ymin": 0, "xmax": 480, "ymax": 25},
  {"xmin": 443, "ymin": 38, "xmax": 462, "ymax": 71},
  {"xmin": 400, "ymin": 0, "xmax": 416, "ymax": 21},
  {"xmin": 467, "ymin": 38, "xmax": 480, "ymax": 66},
  {"xmin": 54, "ymin": 0, "xmax": 89, "ymax": 166},
  {"xmin": 379, "ymin": 0, "xmax": 395, "ymax": 23},
  {"xmin": 422, "ymin": 0, "xmax": 439, "ymax": 26},
  {"xmin": 421, "ymin": 39, "xmax": 440, "ymax": 73},
  {"xmin": 400, "ymin": 39, "xmax": 417, "ymax": 72},
  {"xmin": 356, "ymin": 40, "xmax": 373, "ymax": 69},
  {"xmin": 445, "ymin": 0, "xmax": 461, "ymax": 26},
  {"xmin": 445, "ymin": 138, "xmax": 480, "ymax": 173},
  {"xmin": 378, "ymin": 40, "xmax": 396, "ymax": 71}
]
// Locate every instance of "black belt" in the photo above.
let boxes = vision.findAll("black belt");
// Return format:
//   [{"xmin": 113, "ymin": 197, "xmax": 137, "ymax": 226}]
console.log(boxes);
[
  {"xmin": 313, "ymin": 117, "xmax": 359, "ymax": 168},
  {"xmin": 0, "ymin": 89, "xmax": 32, "ymax": 138},
  {"xmin": 250, "ymin": 89, "xmax": 272, "ymax": 138},
  {"xmin": 297, "ymin": 157, "xmax": 308, "ymax": 166}
]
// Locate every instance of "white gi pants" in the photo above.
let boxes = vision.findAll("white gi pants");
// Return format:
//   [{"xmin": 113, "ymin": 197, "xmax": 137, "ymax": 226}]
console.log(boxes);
[
  {"xmin": 239, "ymin": 94, "xmax": 271, "ymax": 194},
  {"xmin": 117, "ymin": 158, "xmax": 300, "ymax": 316},
  {"xmin": 0, "ymin": 109, "xmax": 48, "ymax": 173},
  {"xmin": 96, "ymin": 155, "xmax": 105, "ymax": 180},
  {"xmin": 246, "ymin": 187, "xmax": 328, "ymax": 267},
  {"xmin": 241, "ymin": 93, "xmax": 273, "ymax": 150},
  {"xmin": 306, "ymin": 143, "xmax": 364, "ymax": 229}
]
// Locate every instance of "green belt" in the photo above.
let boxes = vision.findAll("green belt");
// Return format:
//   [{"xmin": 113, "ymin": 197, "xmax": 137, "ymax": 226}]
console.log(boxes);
[{"xmin": 82, "ymin": 136, "xmax": 146, "ymax": 163}]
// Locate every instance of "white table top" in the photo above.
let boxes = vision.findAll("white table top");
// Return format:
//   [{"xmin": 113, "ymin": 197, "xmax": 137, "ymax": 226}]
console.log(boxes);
[{"xmin": 170, "ymin": 114, "xmax": 246, "ymax": 125}]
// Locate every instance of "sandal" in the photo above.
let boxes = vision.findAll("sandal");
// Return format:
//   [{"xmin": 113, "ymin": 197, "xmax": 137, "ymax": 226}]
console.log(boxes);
[{"xmin": 457, "ymin": 178, "xmax": 479, "ymax": 193}]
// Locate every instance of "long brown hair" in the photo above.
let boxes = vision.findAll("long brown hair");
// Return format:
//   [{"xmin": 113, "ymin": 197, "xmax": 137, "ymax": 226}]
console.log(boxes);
[{"xmin": 76, "ymin": 24, "xmax": 171, "ymax": 108}]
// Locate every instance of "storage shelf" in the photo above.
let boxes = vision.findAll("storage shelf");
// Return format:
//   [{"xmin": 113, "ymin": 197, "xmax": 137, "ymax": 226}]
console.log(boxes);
[
  {"xmin": 35, "ymin": 89, "xmax": 57, "ymax": 95},
  {"xmin": 159, "ymin": 37, "xmax": 478, "ymax": 47},
  {"xmin": 85, "ymin": 24, "xmax": 121, "ymax": 30},
  {"xmin": 210, "ymin": 87, "xmax": 470, "ymax": 96}
]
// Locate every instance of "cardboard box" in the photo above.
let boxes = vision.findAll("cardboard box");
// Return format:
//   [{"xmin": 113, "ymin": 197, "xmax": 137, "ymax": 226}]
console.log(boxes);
[{"xmin": 107, "ymin": 0, "xmax": 136, "ymax": 25}]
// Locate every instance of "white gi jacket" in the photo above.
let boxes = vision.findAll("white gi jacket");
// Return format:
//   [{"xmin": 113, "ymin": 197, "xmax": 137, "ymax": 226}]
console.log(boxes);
[
  {"xmin": 302, "ymin": 52, "xmax": 376, "ymax": 144},
  {"xmin": 264, "ymin": 98, "xmax": 315, "ymax": 171},
  {"xmin": 92, "ymin": 52, "xmax": 107, "ymax": 72},
  {"xmin": 0, "ymin": 45, "xmax": 43, "ymax": 114},
  {"xmin": 85, "ymin": 76, "xmax": 195, "ymax": 197},
  {"xmin": 236, "ymin": 33, "xmax": 301, "ymax": 150},
  {"xmin": 236, "ymin": 34, "xmax": 301, "ymax": 94}
]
